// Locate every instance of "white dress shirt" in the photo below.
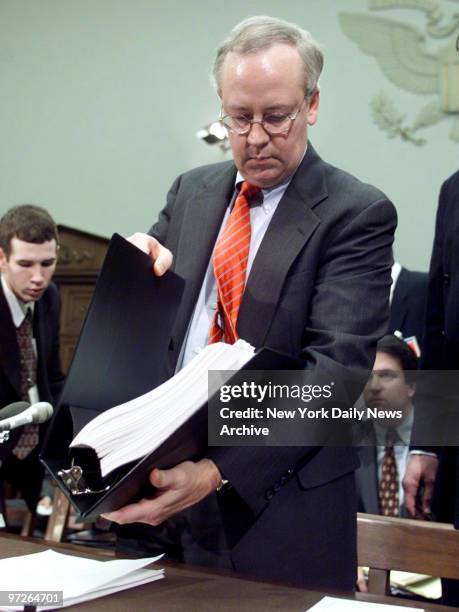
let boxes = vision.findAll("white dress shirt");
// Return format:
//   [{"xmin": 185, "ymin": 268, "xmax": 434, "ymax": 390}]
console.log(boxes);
[
  {"xmin": 389, "ymin": 261, "xmax": 402, "ymax": 305},
  {"xmin": 178, "ymin": 170, "xmax": 297, "ymax": 370}
]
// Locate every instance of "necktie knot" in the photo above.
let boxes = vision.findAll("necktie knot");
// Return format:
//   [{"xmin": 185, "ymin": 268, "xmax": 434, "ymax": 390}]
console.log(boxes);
[
  {"xmin": 20, "ymin": 307, "xmax": 33, "ymax": 329},
  {"xmin": 238, "ymin": 181, "xmax": 261, "ymax": 202},
  {"xmin": 385, "ymin": 429, "xmax": 397, "ymax": 448}
]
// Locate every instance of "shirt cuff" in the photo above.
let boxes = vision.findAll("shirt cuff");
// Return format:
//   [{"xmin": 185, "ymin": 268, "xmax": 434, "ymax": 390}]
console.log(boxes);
[{"xmin": 409, "ymin": 450, "xmax": 438, "ymax": 458}]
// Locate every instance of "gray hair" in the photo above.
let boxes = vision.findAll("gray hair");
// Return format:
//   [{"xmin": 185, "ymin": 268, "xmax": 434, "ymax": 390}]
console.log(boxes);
[{"xmin": 212, "ymin": 15, "xmax": 324, "ymax": 96}]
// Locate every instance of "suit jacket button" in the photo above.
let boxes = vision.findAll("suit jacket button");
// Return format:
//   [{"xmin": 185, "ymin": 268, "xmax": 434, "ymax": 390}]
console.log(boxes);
[
  {"xmin": 280, "ymin": 475, "xmax": 288, "ymax": 485},
  {"xmin": 273, "ymin": 482, "xmax": 281, "ymax": 492},
  {"xmin": 265, "ymin": 489, "xmax": 274, "ymax": 501},
  {"xmin": 444, "ymin": 273, "xmax": 450, "ymax": 285}
]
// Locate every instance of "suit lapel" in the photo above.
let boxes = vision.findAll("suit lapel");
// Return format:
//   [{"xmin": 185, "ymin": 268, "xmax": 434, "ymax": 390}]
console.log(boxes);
[
  {"xmin": 170, "ymin": 162, "xmax": 236, "ymax": 358},
  {"xmin": 357, "ymin": 444, "xmax": 380, "ymax": 514},
  {"xmin": 0, "ymin": 283, "xmax": 21, "ymax": 396},
  {"xmin": 34, "ymin": 291, "xmax": 50, "ymax": 396},
  {"xmin": 237, "ymin": 145, "xmax": 327, "ymax": 348}
]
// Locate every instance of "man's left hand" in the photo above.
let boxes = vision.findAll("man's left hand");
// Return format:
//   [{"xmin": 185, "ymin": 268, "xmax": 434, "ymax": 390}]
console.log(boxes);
[
  {"xmin": 102, "ymin": 458, "xmax": 221, "ymax": 526},
  {"xmin": 402, "ymin": 453, "xmax": 439, "ymax": 518}
]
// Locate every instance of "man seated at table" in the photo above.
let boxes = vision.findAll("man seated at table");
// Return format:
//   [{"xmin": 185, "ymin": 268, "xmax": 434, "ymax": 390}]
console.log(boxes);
[
  {"xmin": 356, "ymin": 334, "xmax": 418, "ymax": 518},
  {"xmin": 0, "ymin": 204, "xmax": 64, "ymax": 527}
]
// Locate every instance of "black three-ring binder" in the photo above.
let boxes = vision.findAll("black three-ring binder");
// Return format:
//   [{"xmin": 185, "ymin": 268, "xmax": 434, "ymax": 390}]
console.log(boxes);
[{"xmin": 40, "ymin": 233, "xmax": 186, "ymax": 520}]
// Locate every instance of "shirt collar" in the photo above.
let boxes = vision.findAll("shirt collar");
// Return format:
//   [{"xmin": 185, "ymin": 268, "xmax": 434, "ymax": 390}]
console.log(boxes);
[
  {"xmin": 234, "ymin": 145, "xmax": 308, "ymax": 213},
  {"xmin": 1, "ymin": 275, "xmax": 35, "ymax": 328},
  {"xmin": 374, "ymin": 407, "xmax": 414, "ymax": 446},
  {"xmin": 390, "ymin": 262, "xmax": 402, "ymax": 304}
]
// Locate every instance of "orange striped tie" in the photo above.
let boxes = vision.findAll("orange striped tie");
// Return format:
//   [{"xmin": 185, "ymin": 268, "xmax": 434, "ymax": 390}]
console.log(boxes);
[{"xmin": 209, "ymin": 182, "xmax": 261, "ymax": 344}]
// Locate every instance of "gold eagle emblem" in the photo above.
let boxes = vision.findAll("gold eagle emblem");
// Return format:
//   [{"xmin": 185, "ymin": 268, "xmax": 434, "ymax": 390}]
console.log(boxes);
[{"xmin": 340, "ymin": 8, "xmax": 459, "ymax": 144}]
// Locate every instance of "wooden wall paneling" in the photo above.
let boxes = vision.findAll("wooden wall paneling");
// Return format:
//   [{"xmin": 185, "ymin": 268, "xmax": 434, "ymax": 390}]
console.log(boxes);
[{"xmin": 54, "ymin": 225, "xmax": 110, "ymax": 373}]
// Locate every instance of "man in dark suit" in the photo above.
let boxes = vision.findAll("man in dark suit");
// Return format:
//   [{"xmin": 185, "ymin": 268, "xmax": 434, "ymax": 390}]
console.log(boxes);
[
  {"xmin": 403, "ymin": 171, "xmax": 459, "ymax": 606},
  {"xmin": 104, "ymin": 16, "xmax": 397, "ymax": 590},
  {"xmin": 389, "ymin": 263, "xmax": 428, "ymax": 350},
  {"xmin": 0, "ymin": 204, "xmax": 64, "ymax": 522}
]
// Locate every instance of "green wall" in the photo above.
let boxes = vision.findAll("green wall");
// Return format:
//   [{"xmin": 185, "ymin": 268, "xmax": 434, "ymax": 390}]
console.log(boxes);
[{"xmin": 1, "ymin": 0, "xmax": 458, "ymax": 269}]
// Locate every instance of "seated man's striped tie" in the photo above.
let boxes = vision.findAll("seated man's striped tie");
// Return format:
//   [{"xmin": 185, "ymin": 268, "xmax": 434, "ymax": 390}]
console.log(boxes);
[
  {"xmin": 209, "ymin": 182, "xmax": 261, "ymax": 344},
  {"xmin": 379, "ymin": 430, "xmax": 399, "ymax": 517},
  {"xmin": 13, "ymin": 308, "xmax": 39, "ymax": 460}
]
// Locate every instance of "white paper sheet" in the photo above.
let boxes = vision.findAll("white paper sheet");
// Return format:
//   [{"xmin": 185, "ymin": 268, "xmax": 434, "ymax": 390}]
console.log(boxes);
[
  {"xmin": 307, "ymin": 596, "xmax": 423, "ymax": 611},
  {"xmin": 0, "ymin": 549, "xmax": 164, "ymax": 610}
]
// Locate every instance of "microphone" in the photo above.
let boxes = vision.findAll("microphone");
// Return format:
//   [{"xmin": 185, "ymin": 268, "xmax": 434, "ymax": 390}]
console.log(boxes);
[
  {"xmin": 0, "ymin": 402, "xmax": 53, "ymax": 432},
  {"xmin": 0, "ymin": 401, "xmax": 30, "ymax": 420}
]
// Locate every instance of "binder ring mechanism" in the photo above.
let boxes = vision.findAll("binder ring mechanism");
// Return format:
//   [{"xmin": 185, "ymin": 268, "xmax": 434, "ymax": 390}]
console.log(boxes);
[{"xmin": 58, "ymin": 461, "xmax": 111, "ymax": 496}]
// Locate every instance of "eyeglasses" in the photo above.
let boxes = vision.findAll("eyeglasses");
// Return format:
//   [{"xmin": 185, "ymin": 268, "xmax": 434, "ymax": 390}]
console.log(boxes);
[{"xmin": 220, "ymin": 98, "xmax": 307, "ymax": 136}]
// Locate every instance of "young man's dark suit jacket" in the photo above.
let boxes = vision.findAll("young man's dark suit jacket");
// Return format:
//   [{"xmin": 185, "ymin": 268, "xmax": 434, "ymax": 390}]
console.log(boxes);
[
  {"xmin": 0, "ymin": 281, "xmax": 64, "ymax": 512},
  {"xmin": 142, "ymin": 145, "xmax": 396, "ymax": 590},
  {"xmin": 388, "ymin": 267, "xmax": 428, "ymax": 347}
]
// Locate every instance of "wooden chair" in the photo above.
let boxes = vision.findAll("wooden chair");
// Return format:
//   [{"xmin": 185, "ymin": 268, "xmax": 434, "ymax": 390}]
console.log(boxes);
[
  {"xmin": 44, "ymin": 487, "xmax": 72, "ymax": 542},
  {"xmin": 357, "ymin": 512, "xmax": 459, "ymax": 595},
  {"xmin": 44, "ymin": 486, "xmax": 111, "ymax": 546},
  {"xmin": 3, "ymin": 481, "xmax": 35, "ymax": 536},
  {"xmin": 4, "ymin": 499, "xmax": 35, "ymax": 537}
]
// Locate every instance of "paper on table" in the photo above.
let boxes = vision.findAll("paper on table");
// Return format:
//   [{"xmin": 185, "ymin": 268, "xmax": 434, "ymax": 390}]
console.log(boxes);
[
  {"xmin": 361, "ymin": 567, "xmax": 441, "ymax": 600},
  {"xmin": 307, "ymin": 596, "xmax": 423, "ymax": 611},
  {"xmin": 0, "ymin": 549, "xmax": 164, "ymax": 610},
  {"xmin": 390, "ymin": 571, "xmax": 441, "ymax": 600}
]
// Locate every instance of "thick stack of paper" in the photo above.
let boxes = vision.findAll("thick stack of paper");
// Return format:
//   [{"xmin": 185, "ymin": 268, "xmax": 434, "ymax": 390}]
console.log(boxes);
[
  {"xmin": 0, "ymin": 549, "xmax": 164, "ymax": 610},
  {"xmin": 70, "ymin": 340, "xmax": 255, "ymax": 477}
]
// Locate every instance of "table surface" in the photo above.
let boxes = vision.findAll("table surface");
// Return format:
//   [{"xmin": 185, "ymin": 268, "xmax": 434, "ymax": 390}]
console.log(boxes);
[{"xmin": 0, "ymin": 533, "xmax": 453, "ymax": 611}]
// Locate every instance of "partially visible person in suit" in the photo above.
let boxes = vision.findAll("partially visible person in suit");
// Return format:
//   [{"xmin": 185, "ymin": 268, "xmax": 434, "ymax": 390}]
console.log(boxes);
[
  {"xmin": 403, "ymin": 171, "xmax": 459, "ymax": 607},
  {"xmin": 356, "ymin": 335, "xmax": 418, "ymax": 593},
  {"xmin": 388, "ymin": 262, "xmax": 428, "ymax": 354},
  {"xmin": 0, "ymin": 204, "xmax": 64, "ymax": 527},
  {"xmin": 356, "ymin": 334, "xmax": 418, "ymax": 519},
  {"xmin": 103, "ymin": 16, "xmax": 397, "ymax": 591}
]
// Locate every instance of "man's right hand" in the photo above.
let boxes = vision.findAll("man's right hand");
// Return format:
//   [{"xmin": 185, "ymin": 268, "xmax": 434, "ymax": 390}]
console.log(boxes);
[
  {"xmin": 127, "ymin": 233, "xmax": 173, "ymax": 276},
  {"xmin": 402, "ymin": 453, "xmax": 439, "ymax": 518}
]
